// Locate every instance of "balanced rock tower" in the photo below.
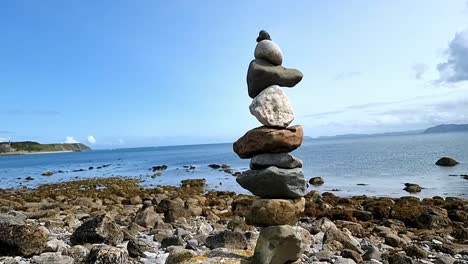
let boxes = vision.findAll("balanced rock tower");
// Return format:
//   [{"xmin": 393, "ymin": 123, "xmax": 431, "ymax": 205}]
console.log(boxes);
[{"xmin": 233, "ymin": 30, "xmax": 306, "ymax": 264}]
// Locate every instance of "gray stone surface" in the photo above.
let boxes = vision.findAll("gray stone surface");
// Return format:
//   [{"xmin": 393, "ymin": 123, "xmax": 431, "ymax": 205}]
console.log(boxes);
[
  {"xmin": 256, "ymin": 30, "xmax": 271, "ymax": 42},
  {"xmin": 249, "ymin": 85, "xmax": 294, "ymax": 127},
  {"xmin": 252, "ymin": 225, "xmax": 303, "ymax": 264},
  {"xmin": 236, "ymin": 167, "xmax": 306, "ymax": 199},
  {"xmin": 250, "ymin": 153, "xmax": 302, "ymax": 170},
  {"xmin": 254, "ymin": 40, "xmax": 283, "ymax": 65},
  {"xmin": 247, "ymin": 59, "xmax": 303, "ymax": 98},
  {"xmin": 70, "ymin": 215, "xmax": 124, "ymax": 246}
]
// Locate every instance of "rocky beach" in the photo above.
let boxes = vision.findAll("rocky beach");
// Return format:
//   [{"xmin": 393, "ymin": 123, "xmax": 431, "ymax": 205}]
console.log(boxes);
[
  {"xmin": 0, "ymin": 177, "xmax": 466, "ymax": 264},
  {"xmin": 0, "ymin": 30, "xmax": 466, "ymax": 264}
]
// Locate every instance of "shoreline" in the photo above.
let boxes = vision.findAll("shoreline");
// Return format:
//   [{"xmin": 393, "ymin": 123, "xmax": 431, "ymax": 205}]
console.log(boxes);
[
  {"xmin": 0, "ymin": 177, "xmax": 466, "ymax": 263},
  {"xmin": 0, "ymin": 150, "xmax": 76, "ymax": 156}
]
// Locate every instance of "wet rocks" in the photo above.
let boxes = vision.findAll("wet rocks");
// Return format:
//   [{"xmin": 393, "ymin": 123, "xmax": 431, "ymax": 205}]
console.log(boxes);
[
  {"xmin": 233, "ymin": 125, "xmax": 303, "ymax": 159},
  {"xmin": 310, "ymin": 176, "xmax": 325, "ymax": 186},
  {"xmin": 435, "ymin": 157, "xmax": 459, "ymax": 167},
  {"xmin": 236, "ymin": 167, "xmax": 306, "ymax": 198},
  {"xmin": 249, "ymin": 85, "xmax": 294, "ymax": 127},
  {"xmin": 404, "ymin": 183, "xmax": 423, "ymax": 193},
  {"xmin": 0, "ymin": 214, "xmax": 48, "ymax": 257},
  {"xmin": 70, "ymin": 215, "xmax": 124, "ymax": 246}
]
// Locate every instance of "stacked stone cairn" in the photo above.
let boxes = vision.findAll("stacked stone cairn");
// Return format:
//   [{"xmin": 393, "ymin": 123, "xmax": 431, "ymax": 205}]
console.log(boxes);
[{"xmin": 233, "ymin": 30, "xmax": 306, "ymax": 264}]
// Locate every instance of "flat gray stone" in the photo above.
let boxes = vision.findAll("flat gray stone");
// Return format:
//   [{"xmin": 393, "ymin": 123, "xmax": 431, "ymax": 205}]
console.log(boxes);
[
  {"xmin": 236, "ymin": 167, "xmax": 306, "ymax": 199},
  {"xmin": 249, "ymin": 85, "xmax": 294, "ymax": 127},
  {"xmin": 250, "ymin": 153, "xmax": 302, "ymax": 170},
  {"xmin": 247, "ymin": 59, "xmax": 303, "ymax": 98}
]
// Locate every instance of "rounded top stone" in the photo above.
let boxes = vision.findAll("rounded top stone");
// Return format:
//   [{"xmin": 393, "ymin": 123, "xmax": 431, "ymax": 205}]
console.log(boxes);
[
  {"xmin": 256, "ymin": 30, "xmax": 271, "ymax": 42},
  {"xmin": 254, "ymin": 40, "xmax": 283, "ymax": 66}
]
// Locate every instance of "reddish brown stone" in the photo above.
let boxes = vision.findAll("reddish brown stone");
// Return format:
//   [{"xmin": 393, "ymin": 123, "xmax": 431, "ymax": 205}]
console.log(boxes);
[{"xmin": 233, "ymin": 125, "xmax": 303, "ymax": 159}]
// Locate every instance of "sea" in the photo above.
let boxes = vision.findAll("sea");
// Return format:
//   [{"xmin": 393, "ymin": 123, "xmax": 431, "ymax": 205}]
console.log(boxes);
[{"xmin": 1, "ymin": 132, "xmax": 467, "ymax": 198}]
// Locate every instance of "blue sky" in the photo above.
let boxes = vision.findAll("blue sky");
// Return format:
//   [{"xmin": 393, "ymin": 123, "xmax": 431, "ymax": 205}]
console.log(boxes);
[{"xmin": 1, "ymin": 1, "xmax": 468, "ymax": 148}]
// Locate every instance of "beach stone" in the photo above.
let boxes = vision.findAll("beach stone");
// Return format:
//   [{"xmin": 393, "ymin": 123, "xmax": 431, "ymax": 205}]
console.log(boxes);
[
  {"xmin": 404, "ymin": 245, "xmax": 427, "ymax": 259},
  {"xmin": 250, "ymin": 153, "xmax": 302, "ymax": 170},
  {"xmin": 233, "ymin": 125, "xmax": 303, "ymax": 159},
  {"xmin": 323, "ymin": 225, "xmax": 363, "ymax": 254},
  {"xmin": 247, "ymin": 59, "xmax": 303, "ymax": 98},
  {"xmin": 415, "ymin": 207, "xmax": 451, "ymax": 229},
  {"xmin": 63, "ymin": 245, "xmax": 89, "ymax": 264},
  {"xmin": 0, "ymin": 214, "xmax": 48, "ymax": 257},
  {"xmin": 387, "ymin": 253, "xmax": 413, "ymax": 264},
  {"xmin": 256, "ymin": 30, "xmax": 271, "ymax": 42},
  {"xmin": 252, "ymin": 225, "xmax": 303, "ymax": 264},
  {"xmin": 403, "ymin": 183, "xmax": 422, "ymax": 193},
  {"xmin": 341, "ymin": 249, "xmax": 363, "ymax": 263},
  {"xmin": 236, "ymin": 167, "xmax": 306, "ymax": 198},
  {"xmin": 134, "ymin": 206, "xmax": 162, "ymax": 228},
  {"xmin": 70, "ymin": 215, "xmax": 124, "ymax": 246},
  {"xmin": 205, "ymin": 230, "xmax": 249, "ymax": 250},
  {"xmin": 30, "ymin": 252, "xmax": 74, "ymax": 264},
  {"xmin": 88, "ymin": 244, "xmax": 129, "ymax": 264},
  {"xmin": 249, "ymin": 85, "xmax": 294, "ymax": 127},
  {"xmin": 127, "ymin": 238, "xmax": 157, "ymax": 258},
  {"xmin": 161, "ymin": 236, "xmax": 185, "ymax": 248},
  {"xmin": 246, "ymin": 198, "xmax": 305, "ymax": 226},
  {"xmin": 254, "ymin": 40, "xmax": 283, "ymax": 65},
  {"xmin": 310, "ymin": 176, "xmax": 325, "ymax": 186},
  {"xmin": 435, "ymin": 157, "xmax": 459, "ymax": 166},
  {"xmin": 165, "ymin": 248, "xmax": 197, "ymax": 264},
  {"xmin": 385, "ymin": 233, "xmax": 407, "ymax": 247}
]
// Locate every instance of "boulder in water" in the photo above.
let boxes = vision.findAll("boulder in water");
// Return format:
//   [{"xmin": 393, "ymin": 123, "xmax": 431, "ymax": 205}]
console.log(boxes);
[{"xmin": 435, "ymin": 157, "xmax": 459, "ymax": 167}]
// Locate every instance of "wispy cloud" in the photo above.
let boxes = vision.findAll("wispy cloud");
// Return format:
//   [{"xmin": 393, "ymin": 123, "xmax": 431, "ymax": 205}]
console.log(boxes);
[
  {"xmin": 302, "ymin": 87, "xmax": 468, "ymax": 135},
  {"xmin": 333, "ymin": 71, "xmax": 362, "ymax": 80},
  {"xmin": 437, "ymin": 28, "xmax": 468, "ymax": 83},
  {"xmin": 303, "ymin": 110, "xmax": 345, "ymax": 118},
  {"xmin": 87, "ymin": 135, "xmax": 96, "ymax": 144},
  {"xmin": 412, "ymin": 63, "xmax": 428, "ymax": 79},
  {"xmin": 0, "ymin": 130, "xmax": 13, "ymax": 134},
  {"xmin": 0, "ymin": 109, "xmax": 60, "ymax": 116}
]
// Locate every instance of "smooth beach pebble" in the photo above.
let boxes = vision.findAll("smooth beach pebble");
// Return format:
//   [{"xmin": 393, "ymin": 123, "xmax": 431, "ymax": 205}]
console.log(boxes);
[{"xmin": 254, "ymin": 40, "xmax": 283, "ymax": 65}]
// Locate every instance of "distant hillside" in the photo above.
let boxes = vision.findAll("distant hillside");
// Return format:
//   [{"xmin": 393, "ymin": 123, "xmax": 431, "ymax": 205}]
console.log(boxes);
[
  {"xmin": 424, "ymin": 124, "xmax": 468, "ymax": 134},
  {"xmin": 0, "ymin": 141, "xmax": 90, "ymax": 154},
  {"xmin": 313, "ymin": 130, "xmax": 422, "ymax": 140}
]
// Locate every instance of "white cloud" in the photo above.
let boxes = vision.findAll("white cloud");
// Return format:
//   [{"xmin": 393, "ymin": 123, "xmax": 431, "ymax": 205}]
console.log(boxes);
[
  {"xmin": 118, "ymin": 138, "xmax": 124, "ymax": 144},
  {"xmin": 437, "ymin": 28, "xmax": 468, "ymax": 83},
  {"xmin": 302, "ymin": 87, "xmax": 468, "ymax": 136},
  {"xmin": 87, "ymin": 135, "xmax": 96, "ymax": 144},
  {"xmin": 64, "ymin": 136, "xmax": 79, "ymax": 144}
]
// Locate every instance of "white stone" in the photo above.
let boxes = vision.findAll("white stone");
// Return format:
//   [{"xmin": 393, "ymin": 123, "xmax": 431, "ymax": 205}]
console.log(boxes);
[
  {"xmin": 254, "ymin": 40, "xmax": 283, "ymax": 65},
  {"xmin": 249, "ymin": 85, "xmax": 294, "ymax": 128}
]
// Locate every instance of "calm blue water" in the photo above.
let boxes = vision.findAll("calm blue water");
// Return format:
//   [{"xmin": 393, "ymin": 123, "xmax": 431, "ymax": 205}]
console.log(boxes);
[{"xmin": 0, "ymin": 132, "xmax": 467, "ymax": 198}]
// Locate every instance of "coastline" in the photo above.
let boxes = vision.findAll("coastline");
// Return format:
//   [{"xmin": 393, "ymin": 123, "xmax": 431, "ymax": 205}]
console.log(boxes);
[
  {"xmin": 0, "ymin": 177, "xmax": 466, "ymax": 263},
  {"xmin": 0, "ymin": 150, "xmax": 75, "ymax": 156}
]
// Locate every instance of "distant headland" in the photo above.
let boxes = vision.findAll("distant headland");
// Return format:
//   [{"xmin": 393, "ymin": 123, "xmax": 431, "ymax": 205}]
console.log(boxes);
[
  {"xmin": 310, "ymin": 123, "xmax": 468, "ymax": 140},
  {"xmin": 0, "ymin": 141, "xmax": 90, "ymax": 156}
]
